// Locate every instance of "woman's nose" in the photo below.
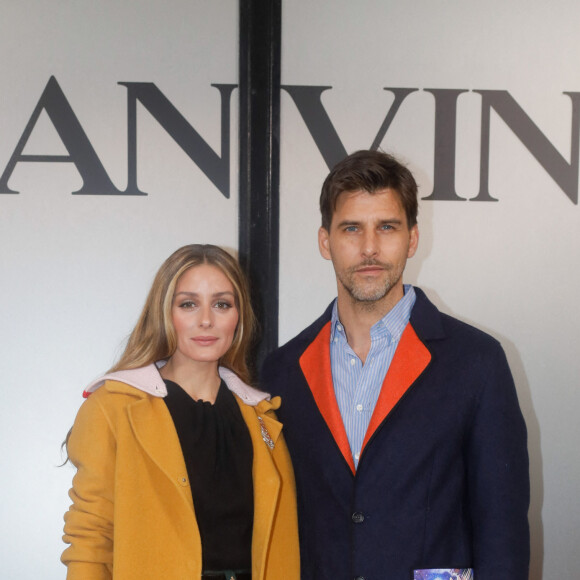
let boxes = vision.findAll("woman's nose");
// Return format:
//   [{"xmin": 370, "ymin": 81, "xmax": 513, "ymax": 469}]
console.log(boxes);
[{"xmin": 198, "ymin": 305, "xmax": 214, "ymax": 328}]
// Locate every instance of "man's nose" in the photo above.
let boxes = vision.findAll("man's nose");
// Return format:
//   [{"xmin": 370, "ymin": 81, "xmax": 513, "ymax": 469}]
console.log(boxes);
[{"xmin": 361, "ymin": 230, "xmax": 379, "ymax": 258}]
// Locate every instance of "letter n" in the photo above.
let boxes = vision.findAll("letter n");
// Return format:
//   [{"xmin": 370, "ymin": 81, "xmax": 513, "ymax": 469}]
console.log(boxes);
[
  {"xmin": 119, "ymin": 83, "xmax": 236, "ymax": 198},
  {"xmin": 474, "ymin": 90, "xmax": 580, "ymax": 203}
]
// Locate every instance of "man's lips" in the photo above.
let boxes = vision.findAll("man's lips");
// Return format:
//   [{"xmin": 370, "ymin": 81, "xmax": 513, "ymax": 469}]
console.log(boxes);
[{"xmin": 355, "ymin": 265, "xmax": 385, "ymax": 274}]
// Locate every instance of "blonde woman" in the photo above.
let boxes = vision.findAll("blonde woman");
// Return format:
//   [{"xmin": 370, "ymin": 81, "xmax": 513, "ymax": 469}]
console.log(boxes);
[{"xmin": 62, "ymin": 244, "xmax": 299, "ymax": 580}]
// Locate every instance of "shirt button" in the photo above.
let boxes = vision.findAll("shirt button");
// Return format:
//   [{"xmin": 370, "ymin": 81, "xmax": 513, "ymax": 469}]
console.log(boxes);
[
  {"xmin": 352, "ymin": 512, "xmax": 365, "ymax": 524},
  {"xmin": 354, "ymin": 452, "xmax": 360, "ymax": 461},
  {"xmin": 356, "ymin": 404, "xmax": 363, "ymax": 412},
  {"xmin": 350, "ymin": 358, "xmax": 356, "ymax": 366},
  {"xmin": 333, "ymin": 337, "xmax": 338, "ymax": 343},
  {"xmin": 337, "ymin": 324, "xmax": 343, "ymax": 331}
]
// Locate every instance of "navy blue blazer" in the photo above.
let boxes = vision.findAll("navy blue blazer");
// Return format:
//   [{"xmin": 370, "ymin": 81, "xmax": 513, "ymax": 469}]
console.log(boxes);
[{"xmin": 262, "ymin": 288, "xmax": 529, "ymax": 580}]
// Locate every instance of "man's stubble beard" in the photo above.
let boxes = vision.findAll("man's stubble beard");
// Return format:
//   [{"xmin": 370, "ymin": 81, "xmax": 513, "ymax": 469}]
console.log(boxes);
[{"xmin": 336, "ymin": 260, "xmax": 404, "ymax": 309}]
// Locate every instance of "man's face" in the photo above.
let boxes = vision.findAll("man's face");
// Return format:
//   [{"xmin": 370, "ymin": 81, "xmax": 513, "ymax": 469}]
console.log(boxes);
[{"xmin": 318, "ymin": 188, "xmax": 418, "ymax": 307}]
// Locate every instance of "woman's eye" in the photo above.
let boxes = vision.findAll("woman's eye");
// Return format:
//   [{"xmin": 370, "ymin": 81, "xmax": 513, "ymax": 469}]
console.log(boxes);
[
  {"xmin": 179, "ymin": 301, "xmax": 196, "ymax": 309},
  {"xmin": 215, "ymin": 301, "xmax": 233, "ymax": 310}
]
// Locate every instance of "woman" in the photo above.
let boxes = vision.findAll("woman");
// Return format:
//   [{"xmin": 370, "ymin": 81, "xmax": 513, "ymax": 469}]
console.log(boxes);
[{"xmin": 62, "ymin": 244, "xmax": 299, "ymax": 580}]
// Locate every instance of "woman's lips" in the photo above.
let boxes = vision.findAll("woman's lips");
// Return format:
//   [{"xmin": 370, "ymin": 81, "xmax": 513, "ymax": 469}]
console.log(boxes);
[{"xmin": 191, "ymin": 336, "xmax": 218, "ymax": 345}]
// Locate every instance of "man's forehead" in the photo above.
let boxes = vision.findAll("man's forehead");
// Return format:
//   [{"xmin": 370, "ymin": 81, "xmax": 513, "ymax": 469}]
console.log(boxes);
[{"xmin": 334, "ymin": 188, "xmax": 404, "ymax": 214}]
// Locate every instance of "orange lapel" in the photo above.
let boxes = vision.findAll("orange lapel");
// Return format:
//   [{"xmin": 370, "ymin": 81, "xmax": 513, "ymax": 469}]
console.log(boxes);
[
  {"xmin": 299, "ymin": 322, "xmax": 355, "ymax": 474},
  {"xmin": 361, "ymin": 323, "xmax": 431, "ymax": 452}
]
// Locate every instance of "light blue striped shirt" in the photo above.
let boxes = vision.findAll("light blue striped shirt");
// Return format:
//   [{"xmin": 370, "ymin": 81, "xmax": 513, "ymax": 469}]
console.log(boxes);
[{"xmin": 330, "ymin": 285, "xmax": 416, "ymax": 469}]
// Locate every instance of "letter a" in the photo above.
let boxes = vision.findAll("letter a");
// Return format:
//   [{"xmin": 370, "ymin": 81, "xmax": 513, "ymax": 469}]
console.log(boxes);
[{"xmin": 0, "ymin": 76, "xmax": 125, "ymax": 195}]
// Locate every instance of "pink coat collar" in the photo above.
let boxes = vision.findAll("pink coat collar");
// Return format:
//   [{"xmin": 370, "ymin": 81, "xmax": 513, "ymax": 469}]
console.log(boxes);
[{"xmin": 82, "ymin": 361, "xmax": 270, "ymax": 406}]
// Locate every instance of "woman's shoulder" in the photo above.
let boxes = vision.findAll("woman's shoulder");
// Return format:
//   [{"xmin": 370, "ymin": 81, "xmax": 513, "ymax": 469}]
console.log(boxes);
[
  {"xmin": 218, "ymin": 366, "xmax": 271, "ymax": 407},
  {"xmin": 78, "ymin": 379, "xmax": 149, "ymax": 419},
  {"xmin": 76, "ymin": 365, "xmax": 166, "ymax": 422},
  {"xmin": 83, "ymin": 363, "xmax": 167, "ymax": 399}
]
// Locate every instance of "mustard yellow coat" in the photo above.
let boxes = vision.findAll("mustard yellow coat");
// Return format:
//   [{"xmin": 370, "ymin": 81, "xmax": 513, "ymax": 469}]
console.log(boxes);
[{"xmin": 62, "ymin": 367, "xmax": 299, "ymax": 580}]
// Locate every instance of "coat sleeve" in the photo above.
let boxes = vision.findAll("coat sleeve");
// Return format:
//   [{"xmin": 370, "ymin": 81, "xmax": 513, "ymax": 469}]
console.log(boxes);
[
  {"xmin": 61, "ymin": 393, "xmax": 116, "ymax": 580},
  {"xmin": 466, "ymin": 344, "xmax": 530, "ymax": 579}
]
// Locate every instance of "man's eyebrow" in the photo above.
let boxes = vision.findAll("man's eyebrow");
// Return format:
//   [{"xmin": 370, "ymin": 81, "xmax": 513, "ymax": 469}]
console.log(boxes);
[
  {"xmin": 335, "ymin": 218, "xmax": 403, "ymax": 227},
  {"xmin": 335, "ymin": 220, "xmax": 361, "ymax": 228}
]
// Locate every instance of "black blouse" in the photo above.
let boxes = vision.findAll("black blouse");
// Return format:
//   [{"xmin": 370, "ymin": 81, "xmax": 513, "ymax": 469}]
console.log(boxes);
[{"xmin": 163, "ymin": 378, "xmax": 254, "ymax": 572}]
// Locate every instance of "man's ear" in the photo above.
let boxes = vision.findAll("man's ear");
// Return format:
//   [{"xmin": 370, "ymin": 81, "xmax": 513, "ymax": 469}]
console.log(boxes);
[
  {"xmin": 318, "ymin": 227, "xmax": 332, "ymax": 260},
  {"xmin": 407, "ymin": 224, "xmax": 419, "ymax": 258}
]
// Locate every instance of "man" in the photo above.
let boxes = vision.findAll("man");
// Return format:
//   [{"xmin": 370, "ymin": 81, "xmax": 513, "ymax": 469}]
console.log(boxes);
[{"xmin": 261, "ymin": 150, "xmax": 529, "ymax": 580}]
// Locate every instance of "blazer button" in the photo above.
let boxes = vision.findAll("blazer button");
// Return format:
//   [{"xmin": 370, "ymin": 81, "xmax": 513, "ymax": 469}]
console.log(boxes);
[
  {"xmin": 354, "ymin": 576, "xmax": 365, "ymax": 580},
  {"xmin": 352, "ymin": 512, "xmax": 365, "ymax": 524}
]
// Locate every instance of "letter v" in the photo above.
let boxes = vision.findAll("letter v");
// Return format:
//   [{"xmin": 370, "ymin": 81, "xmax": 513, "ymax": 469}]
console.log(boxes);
[{"xmin": 282, "ymin": 86, "xmax": 418, "ymax": 169}]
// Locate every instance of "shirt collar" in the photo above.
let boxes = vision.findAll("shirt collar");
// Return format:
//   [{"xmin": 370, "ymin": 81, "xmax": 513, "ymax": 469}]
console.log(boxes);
[{"xmin": 331, "ymin": 284, "xmax": 416, "ymax": 345}]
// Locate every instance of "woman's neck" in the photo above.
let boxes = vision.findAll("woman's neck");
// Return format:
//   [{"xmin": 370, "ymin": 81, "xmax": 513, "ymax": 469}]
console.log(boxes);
[{"xmin": 160, "ymin": 356, "xmax": 221, "ymax": 403}]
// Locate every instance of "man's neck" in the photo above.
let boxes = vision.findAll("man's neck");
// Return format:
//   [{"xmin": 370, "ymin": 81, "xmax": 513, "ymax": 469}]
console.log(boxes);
[{"xmin": 336, "ymin": 285, "xmax": 404, "ymax": 363}]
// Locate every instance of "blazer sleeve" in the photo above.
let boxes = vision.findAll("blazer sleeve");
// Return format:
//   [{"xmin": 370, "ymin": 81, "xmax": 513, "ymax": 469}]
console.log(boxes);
[
  {"xmin": 466, "ymin": 344, "xmax": 530, "ymax": 579},
  {"xmin": 61, "ymin": 393, "xmax": 116, "ymax": 580}
]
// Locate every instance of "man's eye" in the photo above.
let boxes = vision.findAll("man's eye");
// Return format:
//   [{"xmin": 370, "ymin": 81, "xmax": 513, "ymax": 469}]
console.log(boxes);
[
  {"xmin": 380, "ymin": 224, "xmax": 394, "ymax": 230},
  {"xmin": 345, "ymin": 226, "xmax": 358, "ymax": 232}
]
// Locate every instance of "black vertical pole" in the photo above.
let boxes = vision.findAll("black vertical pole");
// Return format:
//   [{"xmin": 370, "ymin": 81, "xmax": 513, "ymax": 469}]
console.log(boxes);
[{"xmin": 238, "ymin": 0, "xmax": 282, "ymax": 371}]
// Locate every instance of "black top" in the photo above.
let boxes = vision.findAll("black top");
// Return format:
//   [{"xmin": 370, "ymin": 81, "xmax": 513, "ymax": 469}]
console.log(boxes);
[{"xmin": 163, "ymin": 378, "xmax": 254, "ymax": 572}]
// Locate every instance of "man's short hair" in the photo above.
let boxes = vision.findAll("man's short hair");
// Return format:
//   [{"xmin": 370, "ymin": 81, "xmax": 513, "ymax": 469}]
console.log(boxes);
[{"xmin": 319, "ymin": 150, "xmax": 418, "ymax": 230}]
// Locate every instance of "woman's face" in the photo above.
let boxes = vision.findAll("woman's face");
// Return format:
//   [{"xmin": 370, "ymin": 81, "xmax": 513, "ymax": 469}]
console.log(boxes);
[{"xmin": 170, "ymin": 264, "xmax": 239, "ymax": 366}]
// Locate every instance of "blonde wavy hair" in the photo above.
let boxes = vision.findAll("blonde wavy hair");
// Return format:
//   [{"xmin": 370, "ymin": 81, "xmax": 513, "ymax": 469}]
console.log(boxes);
[{"xmin": 111, "ymin": 244, "xmax": 257, "ymax": 384}]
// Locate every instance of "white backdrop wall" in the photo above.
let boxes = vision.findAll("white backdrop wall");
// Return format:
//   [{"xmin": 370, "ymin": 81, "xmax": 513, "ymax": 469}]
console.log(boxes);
[
  {"xmin": 1, "ymin": 1, "xmax": 578, "ymax": 579},
  {"xmin": 0, "ymin": 2, "xmax": 239, "ymax": 578},
  {"xmin": 279, "ymin": 2, "xmax": 580, "ymax": 579}
]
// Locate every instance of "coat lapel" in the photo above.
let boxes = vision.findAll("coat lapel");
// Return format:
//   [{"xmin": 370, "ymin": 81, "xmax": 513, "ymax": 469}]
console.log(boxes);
[
  {"xmin": 235, "ymin": 397, "xmax": 282, "ymax": 580},
  {"xmin": 299, "ymin": 322, "xmax": 355, "ymax": 473},
  {"xmin": 124, "ymin": 388, "xmax": 195, "ymax": 514},
  {"xmin": 298, "ymin": 319, "xmax": 432, "ymax": 470},
  {"xmin": 361, "ymin": 322, "xmax": 431, "ymax": 452}
]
